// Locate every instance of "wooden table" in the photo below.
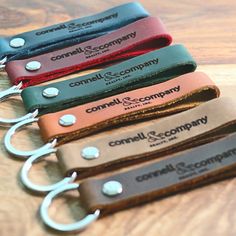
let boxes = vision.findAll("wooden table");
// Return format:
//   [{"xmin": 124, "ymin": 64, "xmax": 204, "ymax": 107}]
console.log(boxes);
[{"xmin": 0, "ymin": 0, "xmax": 236, "ymax": 235}]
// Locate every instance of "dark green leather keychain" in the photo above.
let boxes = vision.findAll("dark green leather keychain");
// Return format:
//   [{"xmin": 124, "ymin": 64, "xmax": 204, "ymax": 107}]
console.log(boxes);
[{"xmin": 0, "ymin": 44, "xmax": 197, "ymax": 125}]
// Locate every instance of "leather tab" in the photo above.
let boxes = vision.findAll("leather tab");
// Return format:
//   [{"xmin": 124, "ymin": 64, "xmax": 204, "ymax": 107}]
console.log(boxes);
[
  {"xmin": 6, "ymin": 17, "xmax": 172, "ymax": 88},
  {"xmin": 21, "ymin": 44, "xmax": 197, "ymax": 114},
  {"xmin": 38, "ymin": 72, "xmax": 219, "ymax": 145},
  {"xmin": 57, "ymin": 97, "xmax": 236, "ymax": 179},
  {"xmin": 79, "ymin": 132, "xmax": 236, "ymax": 215},
  {"xmin": 0, "ymin": 2, "xmax": 149, "ymax": 61}
]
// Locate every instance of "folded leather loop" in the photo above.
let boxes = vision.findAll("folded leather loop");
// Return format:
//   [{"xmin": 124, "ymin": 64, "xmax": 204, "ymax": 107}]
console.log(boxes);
[
  {"xmin": 21, "ymin": 44, "xmax": 197, "ymax": 115},
  {"xmin": 0, "ymin": 2, "xmax": 149, "ymax": 62},
  {"xmin": 78, "ymin": 132, "xmax": 236, "ymax": 216},
  {"xmin": 57, "ymin": 97, "xmax": 236, "ymax": 179},
  {"xmin": 6, "ymin": 17, "xmax": 172, "ymax": 88},
  {"xmin": 38, "ymin": 72, "xmax": 219, "ymax": 145}
]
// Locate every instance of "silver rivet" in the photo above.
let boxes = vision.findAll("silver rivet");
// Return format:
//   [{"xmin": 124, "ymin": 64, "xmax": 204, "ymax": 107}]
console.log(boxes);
[
  {"xmin": 81, "ymin": 147, "xmax": 99, "ymax": 160},
  {"xmin": 42, "ymin": 87, "xmax": 59, "ymax": 98},
  {"xmin": 59, "ymin": 114, "xmax": 76, "ymax": 127},
  {"xmin": 25, "ymin": 61, "xmax": 41, "ymax": 71},
  {"xmin": 9, "ymin": 38, "xmax": 25, "ymax": 48},
  {"xmin": 102, "ymin": 181, "xmax": 123, "ymax": 197}
]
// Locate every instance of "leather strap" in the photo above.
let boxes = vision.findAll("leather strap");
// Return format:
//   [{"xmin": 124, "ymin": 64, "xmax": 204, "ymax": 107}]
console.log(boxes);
[
  {"xmin": 57, "ymin": 96, "xmax": 236, "ymax": 180},
  {"xmin": 0, "ymin": 2, "xmax": 149, "ymax": 62},
  {"xmin": 38, "ymin": 72, "xmax": 219, "ymax": 145},
  {"xmin": 21, "ymin": 44, "xmax": 197, "ymax": 115},
  {"xmin": 6, "ymin": 17, "xmax": 172, "ymax": 88},
  {"xmin": 78, "ymin": 132, "xmax": 236, "ymax": 215}
]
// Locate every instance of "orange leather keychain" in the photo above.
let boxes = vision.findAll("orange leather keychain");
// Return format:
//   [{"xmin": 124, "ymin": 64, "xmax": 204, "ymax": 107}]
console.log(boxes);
[{"xmin": 4, "ymin": 72, "xmax": 219, "ymax": 159}]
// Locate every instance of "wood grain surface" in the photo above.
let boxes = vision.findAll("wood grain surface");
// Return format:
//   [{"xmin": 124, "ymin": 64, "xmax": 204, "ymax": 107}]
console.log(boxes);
[{"xmin": 0, "ymin": 1, "xmax": 236, "ymax": 236}]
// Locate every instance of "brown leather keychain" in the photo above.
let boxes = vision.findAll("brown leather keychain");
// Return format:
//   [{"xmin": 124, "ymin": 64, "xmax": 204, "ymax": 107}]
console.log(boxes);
[
  {"xmin": 5, "ymin": 72, "xmax": 219, "ymax": 158},
  {"xmin": 39, "ymin": 131, "xmax": 236, "ymax": 232},
  {"xmin": 20, "ymin": 96, "xmax": 236, "ymax": 195}
]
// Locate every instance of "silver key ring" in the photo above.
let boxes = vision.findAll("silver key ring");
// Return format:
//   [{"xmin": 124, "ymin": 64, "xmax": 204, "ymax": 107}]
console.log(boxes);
[
  {"xmin": 0, "ymin": 64, "xmax": 5, "ymax": 70},
  {"xmin": 0, "ymin": 56, "xmax": 7, "ymax": 65},
  {"xmin": 40, "ymin": 183, "xmax": 100, "ymax": 232},
  {"xmin": 0, "ymin": 56, "xmax": 7, "ymax": 70},
  {"xmin": 21, "ymin": 148, "xmax": 77, "ymax": 193},
  {"xmin": 0, "ymin": 82, "xmax": 39, "ymax": 125},
  {"xmin": 4, "ymin": 116, "xmax": 57, "ymax": 158},
  {"xmin": 0, "ymin": 59, "xmax": 40, "ymax": 125}
]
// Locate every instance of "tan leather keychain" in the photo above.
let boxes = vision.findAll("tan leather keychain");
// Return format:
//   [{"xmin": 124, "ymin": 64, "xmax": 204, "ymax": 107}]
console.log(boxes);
[
  {"xmin": 20, "ymin": 96, "xmax": 236, "ymax": 195},
  {"xmin": 39, "ymin": 131, "xmax": 236, "ymax": 232},
  {"xmin": 5, "ymin": 72, "xmax": 219, "ymax": 158}
]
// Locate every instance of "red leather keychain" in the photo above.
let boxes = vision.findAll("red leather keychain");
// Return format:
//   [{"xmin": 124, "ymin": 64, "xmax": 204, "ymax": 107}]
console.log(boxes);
[{"xmin": 5, "ymin": 17, "xmax": 172, "ymax": 88}]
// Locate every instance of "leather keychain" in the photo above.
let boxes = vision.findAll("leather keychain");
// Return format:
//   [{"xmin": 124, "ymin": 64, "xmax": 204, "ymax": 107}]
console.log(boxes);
[
  {"xmin": 39, "ymin": 132, "xmax": 236, "ymax": 232},
  {"xmin": 5, "ymin": 17, "xmax": 172, "ymax": 88},
  {"xmin": 0, "ymin": 2, "xmax": 149, "ymax": 63},
  {"xmin": 5, "ymin": 71, "xmax": 219, "ymax": 159},
  {"xmin": 0, "ymin": 44, "xmax": 196, "ymax": 125},
  {"xmin": 22, "ymin": 96, "xmax": 236, "ymax": 195}
]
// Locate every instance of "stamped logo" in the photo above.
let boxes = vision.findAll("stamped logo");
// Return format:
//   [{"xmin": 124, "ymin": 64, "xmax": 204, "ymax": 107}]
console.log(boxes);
[
  {"xmin": 135, "ymin": 148, "xmax": 236, "ymax": 182},
  {"xmin": 35, "ymin": 13, "xmax": 118, "ymax": 36},
  {"xmin": 69, "ymin": 57, "xmax": 159, "ymax": 88},
  {"xmin": 50, "ymin": 31, "xmax": 136, "ymax": 61},
  {"xmin": 85, "ymin": 85, "xmax": 180, "ymax": 113},
  {"xmin": 108, "ymin": 116, "xmax": 208, "ymax": 147}
]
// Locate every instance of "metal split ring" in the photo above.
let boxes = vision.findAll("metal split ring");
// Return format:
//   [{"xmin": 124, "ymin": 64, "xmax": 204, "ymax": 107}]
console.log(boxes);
[
  {"xmin": 0, "ymin": 56, "xmax": 7, "ymax": 70},
  {"xmin": 4, "ymin": 116, "xmax": 57, "ymax": 158},
  {"xmin": 40, "ymin": 183, "xmax": 100, "ymax": 232},
  {"xmin": 0, "ymin": 82, "xmax": 38, "ymax": 125},
  {"xmin": 21, "ymin": 148, "xmax": 77, "ymax": 193}
]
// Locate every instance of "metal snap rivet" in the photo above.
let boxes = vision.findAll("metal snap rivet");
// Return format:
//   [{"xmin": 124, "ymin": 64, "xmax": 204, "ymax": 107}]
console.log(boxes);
[
  {"xmin": 9, "ymin": 38, "xmax": 25, "ymax": 48},
  {"xmin": 59, "ymin": 114, "xmax": 76, "ymax": 127},
  {"xmin": 25, "ymin": 61, "xmax": 41, "ymax": 71},
  {"xmin": 81, "ymin": 147, "xmax": 99, "ymax": 160},
  {"xmin": 102, "ymin": 180, "xmax": 123, "ymax": 197},
  {"xmin": 42, "ymin": 87, "xmax": 59, "ymax": 98}
]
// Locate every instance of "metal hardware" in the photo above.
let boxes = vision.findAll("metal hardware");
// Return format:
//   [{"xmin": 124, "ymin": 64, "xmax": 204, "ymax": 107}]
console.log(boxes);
[
  {"xmin": 9, "ymin": 38, "xmax": 25, "ymax": 48},
  {"xmin": 0, "ymin": 56, "xmax": 7, "ymax": 70},
  {"xmin": 20, "ymin": 148, "xmax": 77, "ymax": 193},
  {"xmin": 81, "ymin": 146, "xmax": 100, "ymax": 160},
  {"xmin": 42, "ymin": 87, "xmax": 59, "ymax": 98},
  {"xmin": 4, "ymin": 116, "xmax": 57, "ymax": 158},
  {"xmin": 25, "ymin": 61, "xmax": 41, "ymax": 71},
  {"xmin": 40, "ymin": 183, "xmax": 100, "ymax": 232},
  {"xmin": 59, "ymin": 114, "xmax": 76, "ymax": 127},
  {"xmin": 0, "ymin": 83, "xmax": 39, "ymax": 125},
  {"xmin": 102, "ymin": 180, "xmax": 123, "ymax": 196}
]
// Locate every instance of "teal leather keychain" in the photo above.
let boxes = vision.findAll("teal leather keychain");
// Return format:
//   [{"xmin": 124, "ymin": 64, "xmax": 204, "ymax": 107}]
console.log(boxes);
[{"xmin": 0, "ymin": 2, "xmax": 149, "ymax": 63}]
